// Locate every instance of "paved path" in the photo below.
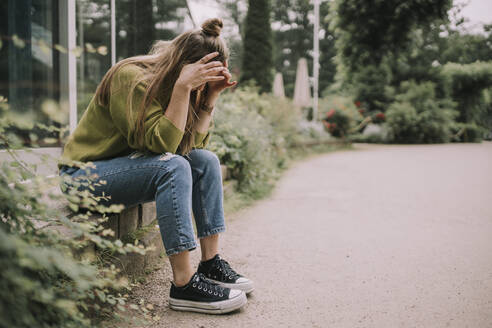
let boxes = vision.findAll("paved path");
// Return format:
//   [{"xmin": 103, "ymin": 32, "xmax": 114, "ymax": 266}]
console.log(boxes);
[{"xmin": 132, "ymin": 142, "xmax": 492, "ymax": 328}]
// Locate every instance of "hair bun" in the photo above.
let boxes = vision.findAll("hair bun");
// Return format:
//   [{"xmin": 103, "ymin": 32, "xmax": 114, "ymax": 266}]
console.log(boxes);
[{"xmin": 201, "ymin": 18, "xmax": 223, "ymax": 37}]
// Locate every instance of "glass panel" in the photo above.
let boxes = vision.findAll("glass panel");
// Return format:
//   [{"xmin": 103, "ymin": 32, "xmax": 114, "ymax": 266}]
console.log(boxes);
[
  {"xmin": 116, "ymin": 0, "xmax": 188, "ymax": 60},
  {"xmin": 0, "ymin": 0, "xmax": 61, "ymax": 146},
  {"xmin": 76, "ymin": 0, "xmax": 111, "ymax": 119},
  {"xmin": 76, "ymin": 0, "xmax": 191, "ymax": 117}
]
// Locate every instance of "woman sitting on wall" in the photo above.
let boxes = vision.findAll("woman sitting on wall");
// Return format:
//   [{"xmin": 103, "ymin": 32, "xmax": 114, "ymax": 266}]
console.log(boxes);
[{"xmin": 58, "ymin": 18, "xmax": 253, "ymax": 314}]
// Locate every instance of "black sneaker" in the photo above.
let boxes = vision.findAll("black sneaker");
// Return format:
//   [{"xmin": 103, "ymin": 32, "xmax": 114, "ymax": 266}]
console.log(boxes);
[
  {"xmin": 169, "ymin": 272, "xmax": 246, "ymax": 314},
  {"xmin": 197, "ymin": 254, "xmax": 254, "ymax": 294}
]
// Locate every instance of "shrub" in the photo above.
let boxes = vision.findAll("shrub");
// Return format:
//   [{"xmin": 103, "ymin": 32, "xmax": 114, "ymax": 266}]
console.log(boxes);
[
  {"xmin": 210, "ymin": 86, "xmax": 333, "ymax": 197},
  {"xmin": 371, "ymin": 111, "xmax": 386, "ymax": 124},
  {"xmin": 0, "ymin": 101, "xmax": 150, "ymax": 327},
  {"xmin": 218, "ymin": 86, "xmax": 299, "ymax": 148},
  {"xmin": 292, "ymin": 120, "xmax": 332, "ymax": 145},
  {"xmin": 442, "ymin": 62, "xmax": 492, "ymax": 126},
  {"xmin": 385, "ymin": 81, "xmax": 458, "ymax": 143},
  {"xmin": 350, "ymin": 123, "xmax": 390, "ymax": 143},
  {"xmin": 450, "ymin": 122, "xmax": 486, "ymax": 143},
  {"xmin": 319, "ymin": 95, "xmax": 363, "ymax": 138},
  {"xmin": 210, "ymin": 88, "xmax": 286, "ymax": 197}
]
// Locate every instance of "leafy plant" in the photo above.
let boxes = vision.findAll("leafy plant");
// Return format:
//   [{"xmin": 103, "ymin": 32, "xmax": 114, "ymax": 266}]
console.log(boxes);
[
  {"xmin": 210, "ymin": 88, "xmax": 282, "ymax": 197},
  {"xmin": 442, "ymin": 62, "xmax": 492, "ymax": 128},
  {"xmin": 450, "ymin": 122, "xmax": 486, "ymax": 143},
  {"xmin": 319, "ymin": 94, "xmax": 363, "ymax": 138},
  {"xmin": 0, "ymin": 97, "xmax": 152, "ymax": 327},
  {"xmin": 209, "ymin": 86, "xmax": 332, "ymax": 197},
  {"xmin": 385, "ymin": 81, "xmax": 458, "ymax": 143}
]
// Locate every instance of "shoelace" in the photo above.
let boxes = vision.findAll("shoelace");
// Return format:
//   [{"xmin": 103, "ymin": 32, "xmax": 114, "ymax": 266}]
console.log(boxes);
[
  {"xmin": 216, "ymin": 258, "xmax": 240, "ymax": 281},
  {"xmin": 192, "ymin": 273, "xmax": 225, "ymax": 297}
]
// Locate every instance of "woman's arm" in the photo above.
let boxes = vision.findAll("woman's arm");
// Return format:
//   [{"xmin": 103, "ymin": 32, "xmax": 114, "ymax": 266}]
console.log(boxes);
[
  {"xmin": 193, "ymin": 61, "xmax": 237, "ymax": 134},
  {"xmin": 164, "ymin": 85, "xmax": 192, "ymax": 131},
  {"xmin": 194, "ymin": 91, "xmax": 219, "ymax": 134},
  {"xmin": 168, "ymin": 52, "xmax": 226, "ymax": 131}
]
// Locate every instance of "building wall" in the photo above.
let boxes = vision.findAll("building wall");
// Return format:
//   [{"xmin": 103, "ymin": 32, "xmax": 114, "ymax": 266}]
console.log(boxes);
[{"xmin": 1, "ymin": 0, "xmax": 192, "ymax": 147}]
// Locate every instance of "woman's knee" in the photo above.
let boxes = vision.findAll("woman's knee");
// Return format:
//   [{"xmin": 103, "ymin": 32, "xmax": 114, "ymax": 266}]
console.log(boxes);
[
  {"xmin": 168, "ymin": 155, "xmax": 192, "ymax": 177},
  {"xmin": 155, "ymin": 154, "xmax": 193, "ymax": 187},
  {"xmin": 188, "ymin": 149, "xmax": 221, "ymax": 172}
]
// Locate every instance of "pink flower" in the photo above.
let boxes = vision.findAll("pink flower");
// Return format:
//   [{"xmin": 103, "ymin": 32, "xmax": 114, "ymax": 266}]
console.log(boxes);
[{"xmin": 326, "ymin": 109, "xmax": 335, "ymax": 118}]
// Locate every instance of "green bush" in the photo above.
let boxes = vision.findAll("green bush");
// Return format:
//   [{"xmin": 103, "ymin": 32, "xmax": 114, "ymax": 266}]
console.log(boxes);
[
  {"xmin": 450, "ymin": 122, "xmax": 486, "ymax": 143},
  {"xmin": 350, "ymin": 123, "xmax": 390, "ymax": 143},
  {"xmin": 386, "ymin": 81, "xmax": 458, "ymax": 143},
  {"xmin": 442, "ymin": 62, "xmax": 492, "ymax": 126},
  {"xmin": 210, "ymin": 88, "xmax": 287, "ymax": 198},
  {"xmin": 0, "ymin": 101, "xmax": 150, "ymax": 327},
  {"xmin": 210, "ymin": 86, "xmax": 332, "ymax": 198},
  {"xmin": 219, "ymin": 86, "xmax": 299, "ymax": 148},
  {"xmin": 318, "ymin": 95, "xmax": 363, "ymax": 138},
  {"xmin": 292, "ymin": 120, "xmax": 333, "ymax": 145}
]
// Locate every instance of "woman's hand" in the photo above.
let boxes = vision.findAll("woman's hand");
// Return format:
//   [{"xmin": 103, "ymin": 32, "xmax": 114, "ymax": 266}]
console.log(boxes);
[
  {"xmin": 175, "ymin": 52, "xmax": 226, "ymax": 91},
  {"xmin": 207, "ymin": 60, "xmax": 237, "ymax": 95}
]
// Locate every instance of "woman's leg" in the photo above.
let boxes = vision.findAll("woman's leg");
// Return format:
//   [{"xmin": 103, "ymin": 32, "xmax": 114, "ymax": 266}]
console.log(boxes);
[
  {"xmin": 184, "ymin": 149, "xmax": 254, "ymax": 294},
  {"xmin": 168, "ymin": 251, "xmax": 194, "ymax": 286},
  {"xmin": 184, "ymin": 149, "xmax": 225, "ymax": 261},
  {"xmin": 60, "ymin": 151, "xmax": 197, "ymax": 284},
  {"xmin": 60, "ymin": 150, "xmax": 247, "ymax": 313},
  {"xmin": 200, "ymin": 234, "xmax": 219, "ymax": 262}
]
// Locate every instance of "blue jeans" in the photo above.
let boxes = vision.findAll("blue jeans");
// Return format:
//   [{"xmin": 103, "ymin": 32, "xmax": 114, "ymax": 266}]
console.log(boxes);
[{"xmin": 58, "ymin": 149, "xmax": 226, "ymax": 256}]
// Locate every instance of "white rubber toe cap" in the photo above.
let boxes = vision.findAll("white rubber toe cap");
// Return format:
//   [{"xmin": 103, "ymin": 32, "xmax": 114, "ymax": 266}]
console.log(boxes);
[{"xmin": 229, "ymin": 289, "xmax": 244, "ymax": 299}]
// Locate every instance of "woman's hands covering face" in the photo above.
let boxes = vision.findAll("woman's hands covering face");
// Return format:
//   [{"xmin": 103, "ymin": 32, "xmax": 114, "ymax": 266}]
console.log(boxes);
[
  {"xmin": 176, "ymin": 52, "xmax": 237, "ymax": 94},
  {"xmin": 207, "ymin": 59, "xmax": 237, "ymax": 95}
]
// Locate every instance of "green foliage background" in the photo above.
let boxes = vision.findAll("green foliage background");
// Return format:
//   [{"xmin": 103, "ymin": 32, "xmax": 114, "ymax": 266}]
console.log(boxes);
[{"xmin": 240, "ymin": 0, "xmax": 274, "ymax": 93}]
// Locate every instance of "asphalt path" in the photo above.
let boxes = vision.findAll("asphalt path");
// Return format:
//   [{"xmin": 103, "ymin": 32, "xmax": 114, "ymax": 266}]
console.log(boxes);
[{"xmin": 131, "ymin": 142, "xmax": 492, "ymax": 328}]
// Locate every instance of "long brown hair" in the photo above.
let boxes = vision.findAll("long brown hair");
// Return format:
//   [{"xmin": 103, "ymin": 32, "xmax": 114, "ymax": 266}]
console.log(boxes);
[{"xmin": 93, "ymin": 18, "xmax": 229, "ymax": 155}]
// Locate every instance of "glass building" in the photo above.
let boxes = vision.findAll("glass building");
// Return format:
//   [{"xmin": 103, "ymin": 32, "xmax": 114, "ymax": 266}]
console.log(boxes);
[{"xmin": 1, "ymin": 0, "xmax": 193, "ymax": 147}]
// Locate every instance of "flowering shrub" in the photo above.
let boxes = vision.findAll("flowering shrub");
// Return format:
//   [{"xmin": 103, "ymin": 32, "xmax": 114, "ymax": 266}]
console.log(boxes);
[
  {"xmin": 372, "ymin": 111, "xmax": 386, "ymax": 123},
  {"xmin": 319, "ymin": 95, "xmax": 363, "ymax": 138},
  {"xmin": 322, "ymin": 108, "xmax": 351, "ymax": 137}
]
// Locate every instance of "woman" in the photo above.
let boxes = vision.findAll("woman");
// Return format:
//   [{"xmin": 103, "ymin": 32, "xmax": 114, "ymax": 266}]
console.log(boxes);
[{"xmin": 58, "ymin": 18, "xmax": 253, "ymax": 314}]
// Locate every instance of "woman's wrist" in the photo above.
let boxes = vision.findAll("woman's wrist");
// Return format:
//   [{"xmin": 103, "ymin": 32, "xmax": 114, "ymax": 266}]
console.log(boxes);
[
  {"xmin": 175, "ymin": 79, "xmax": 192, "ymax": 93},
  {"xmin": 201, "ymin": 102, "xmax": 214, "ymax": 114},
  {"xmin": 199, "ymin": 90, "xmax": 219, "ymax": 114}
]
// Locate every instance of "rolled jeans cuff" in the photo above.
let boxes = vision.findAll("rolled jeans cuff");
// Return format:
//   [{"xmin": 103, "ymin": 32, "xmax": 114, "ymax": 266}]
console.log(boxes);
[
  {"xmin": 197, "ymin": 225, "xmax": 226, "ymax": 239},
  {"xmin": 165, "ymin": 241, "xmax": 198, "ymax": 256}
]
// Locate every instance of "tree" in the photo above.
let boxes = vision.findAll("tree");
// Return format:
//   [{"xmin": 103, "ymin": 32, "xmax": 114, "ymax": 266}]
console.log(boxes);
[
  {"xmin": 116, "ymin": 0, "xmax": 188, "ymax": 59},
  {"xmin": 331, "ymin": 0, "xmax": 453, "ymax": 111},
  {"xmin": 240, "ymin": 0, "xmax": 274, "ymax": 93}
]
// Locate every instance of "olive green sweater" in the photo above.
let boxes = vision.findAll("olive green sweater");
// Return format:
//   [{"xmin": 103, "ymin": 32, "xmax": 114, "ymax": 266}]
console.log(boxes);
[{"xmin": 58, "ymin": 64, "xmax": 210, "ymax": 169}]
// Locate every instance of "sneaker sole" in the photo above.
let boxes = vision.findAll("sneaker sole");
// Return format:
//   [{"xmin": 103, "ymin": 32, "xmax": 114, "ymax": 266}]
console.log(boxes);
[
  {"xmin": 207, "ymin": 279, "xmax": 254, "ymax": 294},
  {"xmin": 169, "ymin": 291, "xmax": 247, "ymax": 314}
]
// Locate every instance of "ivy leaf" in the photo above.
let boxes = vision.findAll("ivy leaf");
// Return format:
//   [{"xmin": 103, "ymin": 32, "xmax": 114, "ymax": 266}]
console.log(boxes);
[
  {"xmin": 68, "ymin": 203, "xmax": 79, "ymax": 212},
  {"xmin": 95, "ymin": 290, "xmax": 106, "ymax": 302}
]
